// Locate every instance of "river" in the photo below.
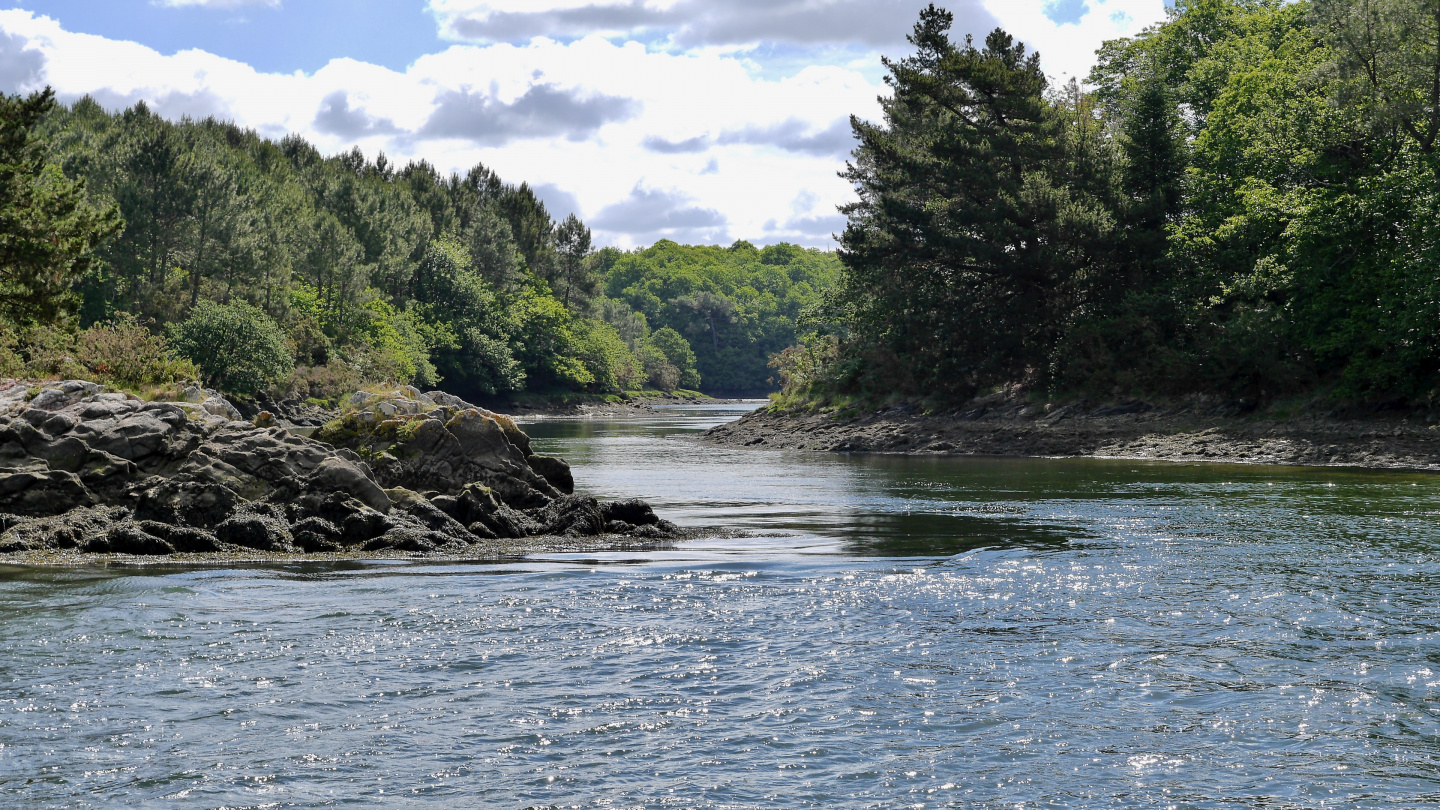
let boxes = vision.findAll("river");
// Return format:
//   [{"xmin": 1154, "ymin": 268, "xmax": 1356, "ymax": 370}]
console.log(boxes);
[{"xmin": 3, "ymin": 401, "xmax": 1439, "ymax": 807}]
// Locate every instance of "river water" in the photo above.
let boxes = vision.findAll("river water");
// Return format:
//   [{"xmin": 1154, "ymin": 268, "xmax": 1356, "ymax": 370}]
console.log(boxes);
[{"xmin": 3, "ymin": 402, "xmax": 1440, "ymax": 808}]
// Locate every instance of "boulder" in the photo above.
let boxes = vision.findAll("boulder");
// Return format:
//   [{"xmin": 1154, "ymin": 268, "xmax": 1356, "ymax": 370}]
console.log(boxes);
[
  {"xmin": 89, "ymin": 523, "xmax": 176, "ymax": 555},
  {"xmin": 215, "ymin": 515, "xmax": 295, "ymax": 552},
  {"xmin": 0, "ymin": 506, "xmax": 128, "ymax": 552},
  {"xmin": 533, "ymin": 495, "xmax": 606, "ymax": 537},
  {"xmin": 291, "ymin": 517, "xmax": 342, "ymax": 552},
  {"xmin": 314, "ymin": 388, "xmax": 557, "ymax": 507},
  {"xmin": 527, "ymin": 455, "xmax": 574, "ymax": 494},
  {"xmin": 133, "ymin": 479, "xmax": 242, "ymax": 529},
  {"xmin": 601, "ymin": 499, "xmax": 661, "ymax": 527}
]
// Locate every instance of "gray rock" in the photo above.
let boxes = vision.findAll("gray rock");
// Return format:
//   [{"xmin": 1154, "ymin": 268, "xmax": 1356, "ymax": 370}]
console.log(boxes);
[
  {"xmin": 534, "ymin": 495, "xmax": 606, "ymax": 537},
  {"xmin": 136, "ymin": 521, "xmax": 223, "ymax": 553},
  {"xmin": 307, "ymin": 457, "xmax": 392, "ymax": 514},
  {"xmin": 215, "ymin": 515, "xmax": 295, "ymax": 552},
  {"xmin": 601, "ymin": 499, "xmax": 660, "ymax": 526},
  {"xmin": 0, "ymin": 506, "xmax": 128, "ymax": 552},
  {"xmin": 133, "ymin": 479, "xmax": 241, "ymax": 529},
  {"xmin": 457, "ymin": 483, "xmax": 535, "ymax": 539},
  {"xmin": 291, "ymin": 517, "xmax": 342, "ymax": 552},
  {"xmin": 90, "ymin": 523, "xmax": 176, "ymax": 555},
  {"xmin": 527, "ymin": 455, "xmax": 574, "ymax": 494},
  {"xmin": 0, "ymin": 379, "xmax": 675, "ymax": 557}
]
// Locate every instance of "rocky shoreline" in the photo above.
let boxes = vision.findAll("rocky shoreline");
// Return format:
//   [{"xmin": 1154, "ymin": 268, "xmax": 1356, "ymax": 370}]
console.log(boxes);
[
  {"xmin": 0, "ymin": 379, "xmax": 686, "ymax": 562},
  {"xmin": 702, "ymin": 397, "xmax": 1440, "ymax": 471}
]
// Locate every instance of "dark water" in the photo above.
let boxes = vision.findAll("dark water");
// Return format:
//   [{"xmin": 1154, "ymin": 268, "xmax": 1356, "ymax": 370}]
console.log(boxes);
[{"xmin": 4, "ymin": 402, "xmax": 1440, "ymax": 808}]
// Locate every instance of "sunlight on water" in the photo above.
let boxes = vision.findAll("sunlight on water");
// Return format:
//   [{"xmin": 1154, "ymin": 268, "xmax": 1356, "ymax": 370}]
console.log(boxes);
[{"xmin": 3, "ymin": 402, "xmax": 1439, "ymax": 807}]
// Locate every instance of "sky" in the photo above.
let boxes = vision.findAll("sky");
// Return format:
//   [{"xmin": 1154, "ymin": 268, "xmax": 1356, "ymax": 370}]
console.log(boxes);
[{"xmin": 0, "ymin": 0, "xmax": 1168, "ymax": 249}]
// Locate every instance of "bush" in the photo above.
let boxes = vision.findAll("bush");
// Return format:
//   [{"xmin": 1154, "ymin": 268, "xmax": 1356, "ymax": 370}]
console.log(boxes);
[
  {"xmin": 0, "ymin": 321, "xmax": 22, "ymax": 377},
  {"xmin": 271, "ymin": 361, "xmax": 365, "ymax": 405},
  {"xmin": 647, "ymin": 327, "xmax": 701, "ymax": 390},
  {"xmin": 573, "ymin": 318, "xmax": 643, "ymax": 392},
  {"xmin": 638, "ymin": 344, "xmax": 680, "ymax": 392},
  {"xmin": 169, "ymin": 301, "xmax": 294, "ymax": 395},
  {"xmin": 73, "ymin": 316, "xmax": 197, "ymax": 387}
]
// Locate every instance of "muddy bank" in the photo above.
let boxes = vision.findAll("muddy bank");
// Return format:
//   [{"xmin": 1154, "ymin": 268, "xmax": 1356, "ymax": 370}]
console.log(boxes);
[{"xmin": 703, "ymin": 398, "xmax": 1440, "ymax": 470}]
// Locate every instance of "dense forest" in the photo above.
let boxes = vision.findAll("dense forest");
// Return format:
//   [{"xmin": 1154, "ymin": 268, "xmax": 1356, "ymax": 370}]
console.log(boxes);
[
  {"xmin": 777, "ymin": 0, "xmax": 1440, "ymax": 410},
  {"xmin": 0, "ymin": 92, "xmax": 838, "ymax": 401}
]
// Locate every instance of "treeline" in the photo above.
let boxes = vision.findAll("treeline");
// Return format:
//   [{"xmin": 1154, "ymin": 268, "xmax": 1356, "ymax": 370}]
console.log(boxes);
[
  {"xmin": 779, "ymin": 0, "xmax": 1440, "ymax": 409},
  {"xmin": 0, "ymin": 91, "xmax": 837, "ymax": 400}
]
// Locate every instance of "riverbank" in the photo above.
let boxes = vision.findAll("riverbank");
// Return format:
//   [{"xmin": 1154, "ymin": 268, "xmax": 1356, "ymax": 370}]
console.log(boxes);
[
  {"xmin": 503, "ymin": 391, "xmax": 750, "ymax": 418},
  {"xmin": 703, "ymin": 398, "xmax": 1440, "ymax": 470}
]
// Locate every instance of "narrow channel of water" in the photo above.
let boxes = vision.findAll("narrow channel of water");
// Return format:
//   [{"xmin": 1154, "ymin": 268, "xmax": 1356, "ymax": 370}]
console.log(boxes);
[{"xmin": 3, "ymin": 402, "xmax": 1439, "ymax": 807}]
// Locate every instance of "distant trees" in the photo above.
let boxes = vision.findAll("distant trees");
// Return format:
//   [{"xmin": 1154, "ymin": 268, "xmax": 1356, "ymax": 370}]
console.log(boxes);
[
  {"xmin": 600, "ymin": 240, "xmax": 840, "ymax": 392},
  {"xmin": 0, "ymin": 86, "xmax": 839, "ymax": 402}
]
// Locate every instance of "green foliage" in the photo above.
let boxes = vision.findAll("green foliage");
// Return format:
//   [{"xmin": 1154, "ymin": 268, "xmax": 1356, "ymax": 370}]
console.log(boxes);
[
  {"xmin": 168, "ymin": 300, "xmax": 294, "ymax": 395},
  {"xmin": 21, "ymin": 91, "xmax": 834, "ymax": 404},
  {"xmin": 0, "ymin": 88, "xmax": 120, "ymax": 326},
  {"xmin": 791, "ymin": 0, "xmax": 1440, "ymax": 408},
  {"xmin": 73, "ymin": 316, "xmax": 198, "ymax": 387},
  {"xmin": 601, "ymin": 240, "xmax": 840, "ymax": 392},
  {"xmin": 0, "ymin": 315, "xmax": 197, "ymax": 389},
  {"xmin": 647, "ymin": 327, "xmax": 701, "ymax": 390},
  {"xmin": 572, "ymin": 318, "xmax": 644, "ymax": 392},
  {"xmin": 832, "ymin": 13, "xmax": 1118, "ymax": 400}
]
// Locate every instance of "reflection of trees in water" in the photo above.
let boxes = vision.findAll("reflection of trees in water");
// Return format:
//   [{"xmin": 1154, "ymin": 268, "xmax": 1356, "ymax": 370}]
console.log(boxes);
[{"xmin": 838, "ymin": 511, "xmax": 1077, "ymax": 558}]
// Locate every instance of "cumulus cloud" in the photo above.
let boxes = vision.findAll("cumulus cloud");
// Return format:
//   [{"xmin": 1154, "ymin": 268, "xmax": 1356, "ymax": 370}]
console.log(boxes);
[
  {"xmin": 643, "ymin": 119, "xmax": 854, "ymax": 158},
  {"xmin": 980, "ymin": 0, "xmax": 1166, "ymax": 79},
  {"xmin": 531, "ymin": 182, "xmax": 582, "ymax": 219},
  {"xmin": 419, "ymin": 83, "xmax": 638, "ymax": 145},
  {"xmin": 641, "ymin": 134, "xmax": 708, "ymax": 154},
  {"xmin": 431, "ymin": 0, "xmax": 1000, "ymax": 49},
  {"xmin": 591, "ymin": 184, "xmax": 728, "ymax": 244},
  {"xmin": 86, "ymin": 87, "xmax": 234, "ymax": 120},
  {"xmin": 314, "ymin": 90, "xmax": 399, "ymax": 138},
  {"xmin": 0, "ymin": 1, "xmax": 1168, "ymax": 248},
  {"xmin": 0, "ymin": 31, "xmax": 44, "ymax": 94},
  {"xmin": 718, "ymin": 118, "xmax": 854, "ymax": 157}
]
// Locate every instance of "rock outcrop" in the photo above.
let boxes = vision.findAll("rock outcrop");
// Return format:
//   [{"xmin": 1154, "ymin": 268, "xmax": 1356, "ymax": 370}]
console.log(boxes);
[{"xmin": 0, "ymin": 380, "xmax": 678, "ymax": 557}]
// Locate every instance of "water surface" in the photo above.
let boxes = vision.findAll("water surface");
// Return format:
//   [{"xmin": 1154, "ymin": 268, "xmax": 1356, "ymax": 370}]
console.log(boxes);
[{"xmin": 3, "ymin": 402, "xmax": 1439, "ymax": 808}]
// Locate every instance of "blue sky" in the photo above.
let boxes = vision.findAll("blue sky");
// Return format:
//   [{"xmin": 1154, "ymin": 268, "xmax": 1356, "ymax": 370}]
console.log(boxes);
[{"xmin": 3, "ymin": 0, "xmax": 1167, "ymax": 248}]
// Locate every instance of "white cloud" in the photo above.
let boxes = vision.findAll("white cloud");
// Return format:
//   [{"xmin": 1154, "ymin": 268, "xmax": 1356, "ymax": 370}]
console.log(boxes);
[
  {"xmin": 0, "ymin": 0, "xmax": 1169, "ymax": 248},
  {"xmin": 0, "ymin": 11, "xmax": 877, "ymax": 248},
  {"xmin": 979, "ymin": 0, "xmax": 1167, "ymax": 81}
]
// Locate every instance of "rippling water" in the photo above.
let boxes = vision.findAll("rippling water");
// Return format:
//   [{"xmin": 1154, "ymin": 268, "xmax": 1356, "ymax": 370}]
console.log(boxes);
[{"xmin": 4, "ymin": 402, "xmax": 1440, "ymax": 808}]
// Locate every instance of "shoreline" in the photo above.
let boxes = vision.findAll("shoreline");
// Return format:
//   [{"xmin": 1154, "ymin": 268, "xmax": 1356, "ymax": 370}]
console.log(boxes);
[
  {"xmin": 0, "ymin": 526, "xmax": 738, "ymax": 569},
  {"xmin": 701, "ymin": 401, "xmax": 1440, "ymax": 472},
  {"xmin": 507, "ymin": 393, "xmax": 754, "ymax": 419}
]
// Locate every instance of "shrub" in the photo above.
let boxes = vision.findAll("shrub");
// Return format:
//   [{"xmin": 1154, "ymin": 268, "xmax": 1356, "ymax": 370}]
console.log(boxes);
[
  {"xmin": 638, "ymin": 344, "xmax": 680, "ymax": 392},
  {"xmin": 0, "ymin": 321, "xmax": 21, "ymax": 376},
  {"xmin": 169, "ymin": 301, "xmax": 294, "ymax": 395},
  {"xmin": 74, "ymin": 316, "xmax": 197, "ymax": 387},
  {"xmin": 573, "ymin": 318, "xmax": 643, "ymax": 393},
  {"xmin": 647, "ymin": 327, "xmax": 701, "ymax": 390},
  {"xmin": 271, "ymin": 361, "xmax": 365, "ymax": 405}
]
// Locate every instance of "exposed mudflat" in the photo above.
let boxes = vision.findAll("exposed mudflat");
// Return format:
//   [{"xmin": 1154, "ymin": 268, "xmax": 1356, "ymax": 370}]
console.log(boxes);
[{"xmin": 703, "ymin": 400, "xmax": 1440, "ymax": 470}]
